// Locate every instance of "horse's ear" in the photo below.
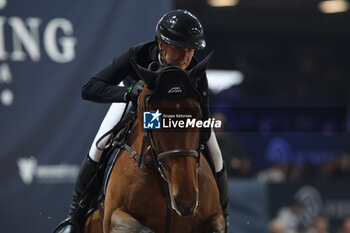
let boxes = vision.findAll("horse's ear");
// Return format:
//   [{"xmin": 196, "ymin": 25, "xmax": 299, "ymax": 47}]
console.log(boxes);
[
  {"xmin": 130, "ymin": 59, "xmax": 156, "ymax": 90},
  {"xmin": 188, "ymin": 50, "xmax": 214, "ymax": 82}
]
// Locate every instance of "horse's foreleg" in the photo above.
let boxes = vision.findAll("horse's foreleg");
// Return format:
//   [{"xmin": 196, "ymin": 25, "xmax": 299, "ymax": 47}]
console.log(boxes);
[
  {"xmin": 204, "ymin": 214, "xmax": 225, "ymax": 233},
  {"xmin": 84, "ymin": 209, "xmax": 103, "ymax": 233},
  {"xmin": 110, "ymin": 209, "xmax": 154, "ymax": 233}
]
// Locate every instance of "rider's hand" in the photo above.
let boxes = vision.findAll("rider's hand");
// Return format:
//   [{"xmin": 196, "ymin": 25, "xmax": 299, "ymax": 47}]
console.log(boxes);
[{"xmin": 124, "ymin": 80, "xmax": 144, "ymax": 103}]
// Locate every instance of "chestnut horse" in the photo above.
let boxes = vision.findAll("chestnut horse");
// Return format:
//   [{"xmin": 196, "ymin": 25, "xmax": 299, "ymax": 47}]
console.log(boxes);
[{"xmin": 84, "ymin": 53, "xmax": 224, "ymax": 233}]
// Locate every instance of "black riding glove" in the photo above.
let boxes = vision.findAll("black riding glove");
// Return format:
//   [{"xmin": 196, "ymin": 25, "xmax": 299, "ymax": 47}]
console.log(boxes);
[{"xmin": 125, "ymin": 80, "xmax": 144, "ymax": 103}]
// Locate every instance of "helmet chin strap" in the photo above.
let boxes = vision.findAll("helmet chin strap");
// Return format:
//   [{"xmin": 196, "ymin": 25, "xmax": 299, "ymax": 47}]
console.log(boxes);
[{"xmin": 158, "ymin": 52, "xmax": 169, "ymax": 68}]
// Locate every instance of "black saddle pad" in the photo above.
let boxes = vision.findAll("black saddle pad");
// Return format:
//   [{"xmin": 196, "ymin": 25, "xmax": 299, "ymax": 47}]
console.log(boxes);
[{"xmin": 102, "ymin": 146, "xmax": 122, "ymax": 194}]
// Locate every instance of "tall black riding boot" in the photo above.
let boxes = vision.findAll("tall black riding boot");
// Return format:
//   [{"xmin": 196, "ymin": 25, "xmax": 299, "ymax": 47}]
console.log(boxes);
[
  {"xmin": 55, "ymin": 154, "xmax": 99, "ymax": 233},
  {"xmin": 216, "ymin": 163, "xmax": 230, "ymax": 233}
]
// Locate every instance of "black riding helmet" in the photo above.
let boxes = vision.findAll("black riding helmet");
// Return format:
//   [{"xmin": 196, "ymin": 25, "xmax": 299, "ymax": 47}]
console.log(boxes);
[{"xmin": 156, "ymin": 9, "xmax": 206, "ymax": 50}]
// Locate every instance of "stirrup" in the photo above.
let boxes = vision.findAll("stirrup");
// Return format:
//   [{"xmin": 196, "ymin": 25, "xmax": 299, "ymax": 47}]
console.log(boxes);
[{"xmin": 52, "ymin": 218, "xmax": 81, "ymax": 233}]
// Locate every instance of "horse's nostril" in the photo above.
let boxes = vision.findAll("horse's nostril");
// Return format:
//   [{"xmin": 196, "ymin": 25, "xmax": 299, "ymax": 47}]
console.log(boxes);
[
  {"xmin": 174, "ymin": 197, "xmax": 197, "ymax": 217},
  {"xmin": 174, "ymin": 198, "xmax": 182, "ymax": 210},
  {"xmin": 190, "ymin": 202, "xmax": 197, "ymax": 212}
]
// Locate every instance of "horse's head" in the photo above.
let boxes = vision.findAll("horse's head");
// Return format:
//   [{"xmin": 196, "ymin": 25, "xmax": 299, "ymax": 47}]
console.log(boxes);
[{"xmin": 131, "ymin": 52, "xmax": 213, "ymax": 217}]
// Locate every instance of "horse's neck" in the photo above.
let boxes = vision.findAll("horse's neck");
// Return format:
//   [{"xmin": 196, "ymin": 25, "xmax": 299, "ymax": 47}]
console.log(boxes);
[{"xmin": 128, "ymin": 118, "xmax": 142, "ymax": 144}]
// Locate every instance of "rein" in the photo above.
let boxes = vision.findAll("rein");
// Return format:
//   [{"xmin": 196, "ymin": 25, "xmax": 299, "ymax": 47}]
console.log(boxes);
[{"xmin": 141, "ymin": 93, "xmax": 173, "ymax": 233}]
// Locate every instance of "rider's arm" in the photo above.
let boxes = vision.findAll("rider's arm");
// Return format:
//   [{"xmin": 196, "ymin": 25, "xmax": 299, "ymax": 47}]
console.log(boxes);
[{"xmin": 81, "ymin": 49, "xmax": 133, "ymax": 103}]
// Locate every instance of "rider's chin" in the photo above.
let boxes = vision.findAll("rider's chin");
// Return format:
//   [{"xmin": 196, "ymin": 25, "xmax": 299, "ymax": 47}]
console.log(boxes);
[{"xmin": 174, "ymin": 63, "xmax": 186, "ymax": 70}]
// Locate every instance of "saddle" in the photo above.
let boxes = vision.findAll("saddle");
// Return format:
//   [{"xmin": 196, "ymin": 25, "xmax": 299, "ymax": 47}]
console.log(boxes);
[
  {"xmin": 84, "ymin": 102, "xmax": 137, "ymax": 214},
  {"xmin": 98, "ymin": 102, "xmax": 138, "ymax": 191}
]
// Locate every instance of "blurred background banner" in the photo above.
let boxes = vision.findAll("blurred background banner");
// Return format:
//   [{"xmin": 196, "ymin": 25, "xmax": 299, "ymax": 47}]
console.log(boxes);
[
  {"xmin": 0, "ymin": 0, "xmax": 170, "ymax": 232},
  {"xmin": 2, "ymin": 0, "xmax": 350, "ymax": 233}
]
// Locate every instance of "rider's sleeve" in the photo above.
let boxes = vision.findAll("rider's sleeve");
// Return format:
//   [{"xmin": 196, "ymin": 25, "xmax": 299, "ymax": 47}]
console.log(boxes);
[
  {"xmin": 198, "ymin": 73, "xmax": 211, "ymax": 143},
  {"xmin": 81, "ymin": 48, "xmax": 134, "ymax": 103}
]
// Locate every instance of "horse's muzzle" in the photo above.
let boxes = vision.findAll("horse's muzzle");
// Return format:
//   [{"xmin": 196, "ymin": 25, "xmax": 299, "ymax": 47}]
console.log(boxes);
[{"xmin": 173, "ymin": 196, "xmax": 198, "ymax": 217}]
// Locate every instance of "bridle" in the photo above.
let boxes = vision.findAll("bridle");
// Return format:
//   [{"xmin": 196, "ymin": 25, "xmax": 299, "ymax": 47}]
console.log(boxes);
[
  {"xmin": 136, "ymin": 90, "xmax": 201, "ymax": 181},
  {"xmin": 119, "ymin": 63, "xmax": 205, "ymax": 233},
  {"xmin": 137, "ymin": 89, "xmax": 202, "ymax": 233}
]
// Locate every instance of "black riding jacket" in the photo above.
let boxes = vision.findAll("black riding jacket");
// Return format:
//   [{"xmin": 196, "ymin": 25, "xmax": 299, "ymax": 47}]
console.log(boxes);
[{"xmin": 81, "ymin": 41, "xmax": 210, "ymax": 141}]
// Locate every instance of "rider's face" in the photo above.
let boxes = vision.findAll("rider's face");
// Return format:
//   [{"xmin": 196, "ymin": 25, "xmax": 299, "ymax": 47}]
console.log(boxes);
[{"xmin": 158, "ymin": 40, "xmax": 194, "ymax": 70}]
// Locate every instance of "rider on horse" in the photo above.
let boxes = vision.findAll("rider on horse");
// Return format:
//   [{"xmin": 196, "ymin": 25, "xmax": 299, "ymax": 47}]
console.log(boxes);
[{"xmin": 57, "ymin": 9, "xmax": 230, "ymax": 233}]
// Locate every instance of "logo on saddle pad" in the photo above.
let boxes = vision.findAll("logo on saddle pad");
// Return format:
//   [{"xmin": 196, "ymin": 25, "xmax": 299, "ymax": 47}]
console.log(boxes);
[
  {"xmin": 168, "ymin": 87, "xmax": 182, "ymax": 93},
  {"xmin": 143, "ymin": 110, "xmax": 162, "ymax": 129}
]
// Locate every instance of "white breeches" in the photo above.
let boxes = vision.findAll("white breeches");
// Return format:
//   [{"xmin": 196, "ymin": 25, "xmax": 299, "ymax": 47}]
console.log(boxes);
[
  {"xmin": 88, "ymin": 104, "xmax": 223, "ymax": 173},
  {"xmin": 88, "ymin": 102, "xmax": 127, "ymax": 162},
  {"xmin": 206, "ymin": 129, "xmax": 223, "ymax": 173}
]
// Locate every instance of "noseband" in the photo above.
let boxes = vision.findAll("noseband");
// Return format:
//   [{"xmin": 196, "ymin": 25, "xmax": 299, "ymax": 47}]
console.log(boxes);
[{"xmin": 157, "ymin": 149, "xmax": 199, "ymax": 161}]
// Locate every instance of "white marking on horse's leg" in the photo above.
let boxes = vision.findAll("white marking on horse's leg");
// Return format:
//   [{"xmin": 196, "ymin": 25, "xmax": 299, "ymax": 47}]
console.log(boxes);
[{"xmin": 110, "ymin": 209, "xmax": 154, "ymax": 233}]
